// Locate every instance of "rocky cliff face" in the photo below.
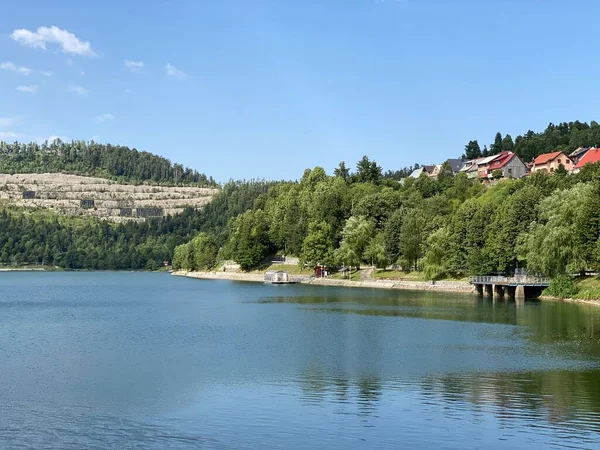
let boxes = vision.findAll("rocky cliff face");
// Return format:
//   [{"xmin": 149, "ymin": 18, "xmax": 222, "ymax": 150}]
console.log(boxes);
[{"xmin": 0, "ymin": 173, "xmax": 218, "ymax": 221}]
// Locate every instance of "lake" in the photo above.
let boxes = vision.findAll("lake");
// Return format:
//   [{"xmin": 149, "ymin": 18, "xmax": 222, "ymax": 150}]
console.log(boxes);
[{"xmin": 1, "ymin": 272, "xmax": 600, "ymax": 449}]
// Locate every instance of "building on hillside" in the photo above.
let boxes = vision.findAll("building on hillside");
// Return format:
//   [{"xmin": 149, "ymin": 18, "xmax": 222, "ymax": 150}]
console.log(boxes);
[
  {"xmin": 459, "ymin": 157, "xmax": 485, "ymax": 179},
  {"xmin": 573, "ymin": 148, "xmax": 600, "ymax": 173},
  {"xmin": 569, "ymin": 147, "xmax": 592, "ymax": 164},
  {"xmin": 531, "ymin": 151, "xmax": 574, "ymax": 173},
  {"xmin": 409, "ymin": 165, "xmax": 435, "ymax": 178},
  {"xmin": 478, "ymin": 151, "xmax": 526, "ymax": 180},
  {"xmin": 475, "ymin": 155, "xmax": 501, "ymax": 178},
  {"xmin": 445, "ymin": 158, "xmax": 465, "ymax": 174},
  {"xmin": 429, "ymin": 158, "xmax": 464, "ymax": 178}
]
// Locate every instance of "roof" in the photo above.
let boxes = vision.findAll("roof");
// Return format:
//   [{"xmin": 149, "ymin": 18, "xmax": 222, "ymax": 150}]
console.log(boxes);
[
  {"xmin": 570, "ymin": 147, "xmax": 590, "ymax": 158},
  {"xmin": 445, "ymin": 158, "xmax": 464, "ymax": 172},
  {"xmin": 409, "ymin": 167, "xmax": 425, "ymax": 178},
  {"xmin": 487, "ymin": 151, "xmax": 521, "ymax": 170},
  {"xmin": 533, "ymin": 151, "xmax": 564, "ymax": 166},
  {"xmin": 574, "ymin": 148, "xmax": 600, "ymax": 169},
  {"xmin": 460, "ymin": 157, "xmax": 484, "ymax": 172},
  {"xmin": 477, "ymin": 154, "xmax": 500, "ymax": 166},
  {"xmin": 409, "ymin": 165, "xmax": 435, "ymax": 178}
]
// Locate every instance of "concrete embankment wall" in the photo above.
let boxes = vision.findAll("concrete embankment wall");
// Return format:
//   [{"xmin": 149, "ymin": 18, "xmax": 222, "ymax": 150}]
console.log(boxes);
[
  {"xmin": 173, "ymin": 271, "xmax": 265, "ymax": 283},
  {"xmin": 173, "ymin": 271, "xmax": 475, "ymax": 294}
]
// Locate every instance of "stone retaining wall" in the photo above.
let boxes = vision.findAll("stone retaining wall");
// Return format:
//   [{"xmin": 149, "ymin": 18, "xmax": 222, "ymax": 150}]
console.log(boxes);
[{"xmin": 173, "ymin": 271, "xmax": 475, "ymax": 294}]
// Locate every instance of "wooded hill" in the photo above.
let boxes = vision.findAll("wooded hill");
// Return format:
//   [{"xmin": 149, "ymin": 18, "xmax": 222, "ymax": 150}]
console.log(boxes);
[
  {"xmin": 0, "ymin": 180, "xmax": 273, "ymax": 270},
  {"xmin": 174, "ymin": 153, "xmax": 600, "ymax": 298},
  {"xmin": 0, "ymin": 140, "xmax": 218, "ymax": 187}
]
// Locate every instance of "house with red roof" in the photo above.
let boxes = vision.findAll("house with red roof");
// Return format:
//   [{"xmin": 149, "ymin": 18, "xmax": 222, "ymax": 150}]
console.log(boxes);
[
  {"xmin": 573, "ymin": 148, "xmax": 600, "ymax": 173},
  {"xmin": 478, "ymin": 151, "xmax": 526, "ymax": 180},
  {"xmin": 531, "ymin": 151, "xmax": 574, "ymax": 173}
]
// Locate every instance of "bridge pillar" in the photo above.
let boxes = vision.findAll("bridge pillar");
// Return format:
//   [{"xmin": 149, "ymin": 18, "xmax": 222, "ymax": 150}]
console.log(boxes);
[
  {"xmin": 515, "ymin": 285, "xmax": 525, "ymax": 301},
  {"xmin": 484, "ymin": 284, "xmax": 493, "ymax": 297},
  {"xmin": 492, "ymin": 284, "xmax": 504, "ymax": 300}
]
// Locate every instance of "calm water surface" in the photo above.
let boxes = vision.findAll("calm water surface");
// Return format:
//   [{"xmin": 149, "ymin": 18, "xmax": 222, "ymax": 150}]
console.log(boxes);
[{"xmin": 1, "ymin": 272, "xmax": 600, "ymax": 449}]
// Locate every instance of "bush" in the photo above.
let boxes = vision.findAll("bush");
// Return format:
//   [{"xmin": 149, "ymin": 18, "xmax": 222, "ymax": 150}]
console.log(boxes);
[{"xmin": 543, "ymin": 275, "xmax": 578, "ymax": 299}]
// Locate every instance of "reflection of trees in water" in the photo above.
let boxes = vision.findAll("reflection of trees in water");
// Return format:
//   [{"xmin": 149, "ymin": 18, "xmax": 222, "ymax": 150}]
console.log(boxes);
[
  {"xmin": 298, "ymin": 367, "xmax": 600, "ymax": 433},
  {"xmin": 418, "ymin": 370, "xmax": 600, "ymax": 432},
  {"xmin": 299, "ymin": 369, "xmax": 382, "ymax": 416},
  {"xmin": 290, "ymin": 291, "xmax": 600, "ymax": 431}
]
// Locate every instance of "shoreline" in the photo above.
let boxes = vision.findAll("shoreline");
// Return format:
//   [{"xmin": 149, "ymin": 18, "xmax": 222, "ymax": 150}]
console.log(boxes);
[
  {"xmin": 172, "ymin": 270, "xmax": 475, "ymax": 294},
  {"xmin": 172, "ymin": 271, "xmax": 600, "ymax": 305}
]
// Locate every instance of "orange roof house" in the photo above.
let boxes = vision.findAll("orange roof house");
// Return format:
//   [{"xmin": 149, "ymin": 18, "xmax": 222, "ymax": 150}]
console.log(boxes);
[
  {"xmin": 573, "ymin": 148, "xmax": 600, "ymax": 172},
  {"xmin": 531, "ymin": 151, "xmax": 574, "ymax": 173}
]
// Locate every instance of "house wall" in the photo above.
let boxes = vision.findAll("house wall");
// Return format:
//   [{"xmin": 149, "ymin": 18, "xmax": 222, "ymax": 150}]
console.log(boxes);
[
  {"xmin": 532, "ymin": 154, "xmax": 574, "ymax": 173},
  {"xmin": 502, "ymin": 157, "xmax": 526, "ymax": 179}
]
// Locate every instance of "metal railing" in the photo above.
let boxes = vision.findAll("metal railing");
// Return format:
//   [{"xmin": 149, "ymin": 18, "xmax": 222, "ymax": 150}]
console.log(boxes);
[{"xmin": 470, "ymin": 275, "xmax": 550, "ymax": 285}]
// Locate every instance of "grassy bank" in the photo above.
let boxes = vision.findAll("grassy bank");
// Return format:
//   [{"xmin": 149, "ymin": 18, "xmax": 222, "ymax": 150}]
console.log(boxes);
[{"xmin": 572, "ymin": 276, "xmax": 600, "ymax": 300}]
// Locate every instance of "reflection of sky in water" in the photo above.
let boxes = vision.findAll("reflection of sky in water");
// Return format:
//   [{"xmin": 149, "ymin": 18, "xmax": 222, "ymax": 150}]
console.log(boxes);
[{"xmin": 1, "ymin": 273, "xmax": 600, "ymax": 449}]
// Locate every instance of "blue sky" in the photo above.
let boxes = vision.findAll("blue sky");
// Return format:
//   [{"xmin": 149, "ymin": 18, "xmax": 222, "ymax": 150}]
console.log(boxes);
[{"xmin": 1, "ymin": 0, "xmax": 599, "ymax": 181}]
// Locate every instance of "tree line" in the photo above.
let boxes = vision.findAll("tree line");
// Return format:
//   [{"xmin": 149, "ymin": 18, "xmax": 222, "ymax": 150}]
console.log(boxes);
[
  {"xmin": 463, "ymin": 120, "xmax": 600, "ymax": 161},
  {"xmin": 174, "ymin": 156, "xmax": 600, "ymax": 280},
  {"xmin": 0, "ymin": 139, "xmax": 218, "ymax": 187}
]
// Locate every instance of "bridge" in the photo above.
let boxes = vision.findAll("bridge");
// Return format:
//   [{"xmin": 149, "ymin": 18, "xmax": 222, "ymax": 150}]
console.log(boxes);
[{"xmin": 470, "ymin": 275, "xmax": 550, "ymax": 300}]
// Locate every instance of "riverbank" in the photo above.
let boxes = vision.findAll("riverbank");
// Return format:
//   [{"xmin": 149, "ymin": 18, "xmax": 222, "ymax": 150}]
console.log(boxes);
[
  {"xmin": 539, "ymin": 295, "xmax": 600, "ymax": 306},
  {"xmin": 172, "ymin": 270, "xmax": 475, "ymax": 294}
]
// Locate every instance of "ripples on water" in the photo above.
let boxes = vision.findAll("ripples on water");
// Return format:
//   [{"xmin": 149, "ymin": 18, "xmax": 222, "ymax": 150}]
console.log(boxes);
[{"xmin": 1, "ymin": 273, "xmax": 600, "ymax": 449}]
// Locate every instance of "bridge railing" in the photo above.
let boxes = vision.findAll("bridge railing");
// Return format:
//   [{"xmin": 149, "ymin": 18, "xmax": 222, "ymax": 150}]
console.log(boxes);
[{"xmin": 470, "ymin": 275, "xmax": 551, "ymax": 285}]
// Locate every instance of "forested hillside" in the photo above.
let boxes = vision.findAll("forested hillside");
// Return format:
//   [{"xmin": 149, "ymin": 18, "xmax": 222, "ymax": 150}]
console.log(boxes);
[
  {"xmin": 464, "ymin": 120, "xmax": 600, "ymax": 161},
  {"xmin": 0, "ymin": 180, "xmax": 273, "ymax": 269},
  {"xmin": 0, "ymin": 140, "xmax": 217, "ymax": 187},
  {"xmin": 174, "ymin": 156, "xmax": 600, "ymax": 284}
]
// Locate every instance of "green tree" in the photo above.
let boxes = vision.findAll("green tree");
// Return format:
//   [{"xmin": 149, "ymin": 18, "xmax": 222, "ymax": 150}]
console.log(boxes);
[
  {"xmin": 228, "ymin": 209, "xmax": 273, "ymax": 271},
  {"xmin": 502, "ymin": 134, "xmax": 514, "ymax": 151},
  {"xmin": 383, "ymin": 210, "xmax": 403, "ymax": 264},
  {"xmin": 490, "ymin": 132, "xmax": 503, "ymax": 154},
  {"xmin": 333, "ymin": 161, "xmax": 350, "ymax": 181},
  {"xmin": 399, "ymin": 209, "xmax": 426, "ymax": 270},
  {"xmin": 364, "ymin": 232, "xmax": 388, "ymax": 269},
  {"xmin": 355, "ymin": 156, "xmax": 382, "ymax": 184},
  {"xmin": 190, "ymin": 232, "xmax": 219, "ymax": 270},
  {"xmin": 463, "ymin": 140, "xmax": 481, "ymax": 159},
  {"xmin": 422, "ymin": 227, "xmax": 451, "ymax": 280},
  {"xmin": 334, "ymin": 216, "xmax": 375, "ymax": 268},
  {"xmin": 301, "ymin": 221, "xmax": 335, "ymax": 268},
  {"xmin": 520, "ymin": 183, "xmax": 593, "ymax": 276}
]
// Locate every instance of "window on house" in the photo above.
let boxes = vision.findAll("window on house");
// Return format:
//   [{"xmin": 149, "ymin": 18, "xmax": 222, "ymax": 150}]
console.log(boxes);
[
  {"xmin": 507, "ymin": 168, "xmax": 512, "ymax": 177},
  {"xmin": 558, "ymin": 159, "xmax": 561, "ymax": 164}
]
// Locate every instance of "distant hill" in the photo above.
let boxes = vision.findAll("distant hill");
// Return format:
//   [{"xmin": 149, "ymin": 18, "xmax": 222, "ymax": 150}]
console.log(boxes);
[{"xmin": 0, "ymin": 140, "xmax": 217, "ymax": 187}]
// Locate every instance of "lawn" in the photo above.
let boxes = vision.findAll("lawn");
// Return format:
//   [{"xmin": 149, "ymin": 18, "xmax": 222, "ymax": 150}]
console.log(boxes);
[
  {"xmin": 265, "ymin": 264, "xmax": 314, "ymax": 276},
  {"xmin": 573, "ymin": 276, "xmax": 600, "ymax": 300}
]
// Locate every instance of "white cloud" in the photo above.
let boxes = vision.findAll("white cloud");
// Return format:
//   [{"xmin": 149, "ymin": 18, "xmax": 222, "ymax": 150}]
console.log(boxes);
[
  {"xmin": 0, "ymin": 61, "xmax": 32, "ymax": 75},
  {"xmin": 0, "ymin": 131, "xmax": 21, "ymax": 140},
  {"xmin": 125, "ymin": 60, "xmax": 144, "ymax": 71},
  {"xmin": 36, "ymin": 135, "xmax": 69, "ymax": 144},
  {"xmin": 40, "ymin": 71, "xmax": 53, "ymax": 77},
  {"xmin": 165, "ymin": 63, "xmax": 186, "ymax": 79},
  {"xmin": 0, "ymin": 117, "xmax": 16, "ymax": 127},
  {"xmin": 68, "ymin": 85, "xmax": 87, "ymax": 96},
  {"xmin": 11, "ymin": 26, "xmax": 96, "ymax": 56},
  {"xmin": 16, "ymin": 85, "xmax": 39, "ymax": 93},
  {"xmin": 95, "ymin": 113, "xmax": 114, "ymax": 123}
]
